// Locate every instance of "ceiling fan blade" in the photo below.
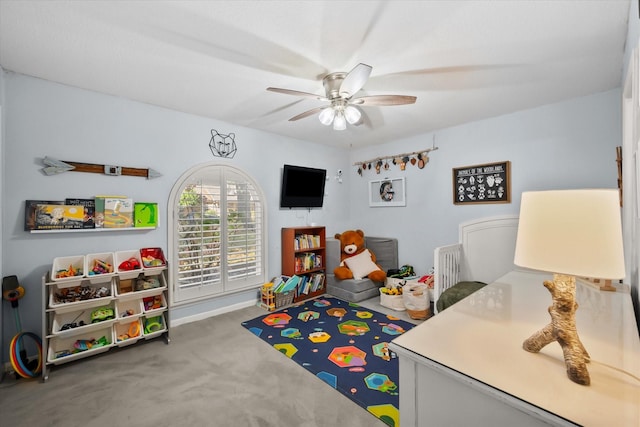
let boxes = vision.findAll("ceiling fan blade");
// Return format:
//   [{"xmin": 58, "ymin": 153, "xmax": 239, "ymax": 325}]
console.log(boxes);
[
  {"xmin": 267, "ymin": 87, "xmax": 328, "ymax": 101},
  {"xmin": 289, "ymin": 106, "xmax": 326, "ymax": 121},
  {"xmin": 339, "ymin": 63, "xmax": 372, "ymax": 98},
  {"xmin": 367, "ymin": 64, "xmax": 525, "ymax": 91},
  {"xmin": 351, "ymin": 95, "xmax": 417, "ymax": 106}
]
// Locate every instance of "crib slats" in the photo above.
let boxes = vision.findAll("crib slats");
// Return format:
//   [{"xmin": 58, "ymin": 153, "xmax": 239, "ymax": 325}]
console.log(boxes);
[{"xmin": 433, "ymin": 243, "xmax": 462, "ymax": 313}]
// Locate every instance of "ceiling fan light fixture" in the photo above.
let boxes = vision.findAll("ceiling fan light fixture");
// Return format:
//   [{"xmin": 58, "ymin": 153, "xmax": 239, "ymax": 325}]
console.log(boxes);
[
  {"xmin": 333, "ymin": 112, "xmax": 347, "ymax": 130},
  {"xmin": 344, "ymin": 105, "xmax": 361, "ymax": 124},
  {"xmin": 267, "ymin": 63, "xmax": 416, "ymax": 131},
  {"xmin": 318, "ymin": 107, "xmax": 336, "ymax": 126}
]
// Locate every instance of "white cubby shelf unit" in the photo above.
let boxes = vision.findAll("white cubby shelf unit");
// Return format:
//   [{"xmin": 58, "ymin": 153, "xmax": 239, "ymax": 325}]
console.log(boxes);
[{"xmin": 41, "ymin": 250, "xmax": 169, "ymax": 381}]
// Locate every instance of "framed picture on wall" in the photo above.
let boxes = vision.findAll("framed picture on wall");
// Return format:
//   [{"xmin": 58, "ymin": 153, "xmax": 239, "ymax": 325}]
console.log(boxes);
[
  {"xmin": 453, "ymin": 161, "xmax": 511, "ymax": 205},
  {"xmin": 369, "ymin": 177, "xmax": 406, "ymax": 207}
]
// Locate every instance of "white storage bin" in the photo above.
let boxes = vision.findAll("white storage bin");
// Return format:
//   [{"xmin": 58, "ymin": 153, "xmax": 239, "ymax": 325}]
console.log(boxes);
[
  {"xmin": 142, "ymin": 313, "xmax": 166, "ymax": 340},
  {"xmin": 115, "ymin": 250, "xmax": 144, "ymax": 279},
  {"xmin": 116, "ymin": 298, "xmax": 143, "ymax": 321},
  {"xmin": 51, "ymin": 255, "xmax": 86, "ymax": 282},
  {"xmin": 115, "ymin": 319, "xmax": 143, "ymax": 347},
  {"xmin": 47, "ymin": 326, "xmax": 113, "ymax": 365},
  {"xmin": 143, "ymin": 266, "xmax": 166, "ymax": 277},
  {"xmin": 132, "ymin": 273, "xmax": 167, "ymax": 298},
  {"xmin": 48, "ymin": 281, "xmax": 113, "ymax": 311},
  {"xmin": 85, "ymin": 252, "xmax": 116, "ymax": 284},
  {"xmin": 114, "ymin": 276, "xmax": 139, "ymax": 297},
  {"xmin": 51, "ymin": 301, "xmax": 116, "ymax": 336},
  {"xmin": 379, "ymin": 288, "xmax": 406, "ymax": 311},
  {"xmin": 142, "ymin": 293, "xmax": 167, "ymax": 316}
]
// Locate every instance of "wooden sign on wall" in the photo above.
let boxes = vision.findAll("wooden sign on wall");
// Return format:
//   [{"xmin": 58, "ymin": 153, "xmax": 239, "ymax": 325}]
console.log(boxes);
[{"xmin": 453, "ymin": 161, "xmax": 511, "ymax": 205}]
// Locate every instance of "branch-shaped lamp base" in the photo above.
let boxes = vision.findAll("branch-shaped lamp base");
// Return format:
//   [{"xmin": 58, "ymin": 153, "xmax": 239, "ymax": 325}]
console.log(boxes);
[{"xmin": 522, "ymin": 274, "xmax": 591, "ymax": 386}]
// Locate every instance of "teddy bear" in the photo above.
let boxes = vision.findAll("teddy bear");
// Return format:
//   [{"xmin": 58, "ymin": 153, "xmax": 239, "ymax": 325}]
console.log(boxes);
[{"xmin": 333, "ymin": 229, "xmax": 387, "ymax": 282}]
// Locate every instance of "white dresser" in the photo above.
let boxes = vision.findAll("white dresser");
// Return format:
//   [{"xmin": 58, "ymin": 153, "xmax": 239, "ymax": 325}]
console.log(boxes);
[{"xmin": 389, "ymin": 270, "xmax": 640, "ymax": 426}]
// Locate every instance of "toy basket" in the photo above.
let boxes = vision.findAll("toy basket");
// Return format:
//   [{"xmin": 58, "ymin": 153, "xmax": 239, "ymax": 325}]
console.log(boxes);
[
  {"xmin": 274, "ymin": 290, "xmax": 295, "ymax": 309},
  {"xmin": 403, "ymin": 283, "xmax": 430, "ymax": 320},
  {"xmin": 379, "ymin": 288, "xmax": 405, "ymax": 311}
]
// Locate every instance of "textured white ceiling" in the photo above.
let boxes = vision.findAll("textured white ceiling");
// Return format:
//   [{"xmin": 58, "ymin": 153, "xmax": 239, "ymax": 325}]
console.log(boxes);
[{"xmin": 0, "ymin": 0, "xmax": 631, "ymax": 148}]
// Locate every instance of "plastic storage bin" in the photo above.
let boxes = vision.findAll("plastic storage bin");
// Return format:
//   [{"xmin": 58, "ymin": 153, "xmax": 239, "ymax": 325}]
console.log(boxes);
[
  {"xmin": 115, "ymin": 319, "xmax": 143, "ymax": 347},
  {"xmin": 114, "ymin": 276, "xmax": 139, "ymax": 297},
  {"xmin": 51, "ymin": 255, "xmax": 86, "ymax": 282},
  {"xmin": 48, "ymin": 280, "xmax": 113, "ymax": 311},
  {"xmin": 142, "ymin": 314, "xmax": 166, "ymax": 340},
  {"xmin": 142, "ymin": 293, "xmax": 167, "ymax": 316},
  {"xmin": 116, "ymin": 298, "xmax": 143, "ymax": 321},
  {"xmin": 132, "ymin": 273, "xmax": 167, "ymax": 298},
  {"xmin": 115, "ymin": 250, "xmax": 144, "ymax": 279},
  {"xmin": 85, "ymin": 252, "xmax": 116, "ymax": 284},
  {"xmin": 47, "ymin": 326, "xmax": 114, "ymax": 365},
  {"xmin": 140, "ymin": 247, "xmax": 166, "ymax": 276},
  {"xmin": 51, "ymin": 301, "xmax": 116, "ymax": 336}
]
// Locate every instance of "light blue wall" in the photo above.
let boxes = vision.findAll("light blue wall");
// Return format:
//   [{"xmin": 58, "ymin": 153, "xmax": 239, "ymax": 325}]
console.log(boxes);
[
  {"xmin": 0, "ymin": 70, "xmax": 623, "ymax": 363},
  {"xmin": 348, "ymin": 90, "xmax": 621, "ymax": 275},
  {"xmin": 0, "ymin": 72, "xmax": 352, "ymax": 361},
  {"xmin": 624, "ymin": 1, "xmax": 639, "ymax": 81}
]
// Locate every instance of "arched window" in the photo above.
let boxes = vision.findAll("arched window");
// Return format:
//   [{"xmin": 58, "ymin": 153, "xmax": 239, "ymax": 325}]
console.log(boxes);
[{"xmin": 168, "ymin": 163, "xmax": 267, "ymax": 305}]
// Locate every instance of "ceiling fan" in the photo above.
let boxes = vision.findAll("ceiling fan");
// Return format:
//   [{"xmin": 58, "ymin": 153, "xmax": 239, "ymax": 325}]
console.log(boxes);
[{"xmin": 267, "ymin": 63, "xmax": 417, "ymax": 130}]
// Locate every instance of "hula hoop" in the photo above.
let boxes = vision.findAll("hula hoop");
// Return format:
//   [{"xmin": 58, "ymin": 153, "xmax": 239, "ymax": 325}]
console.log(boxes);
[{"xmin": 9, "ymin": 332, "xmax": 43, "ymax": 378}]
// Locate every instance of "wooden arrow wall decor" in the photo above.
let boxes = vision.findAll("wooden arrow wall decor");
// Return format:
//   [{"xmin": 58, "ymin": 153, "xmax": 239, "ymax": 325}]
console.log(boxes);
[{"xmin": 42, "ymin": 157, "xmax": 161, "ymax": 179}]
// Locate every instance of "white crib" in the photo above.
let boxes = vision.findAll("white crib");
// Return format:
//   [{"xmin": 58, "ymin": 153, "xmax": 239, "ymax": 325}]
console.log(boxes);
[{"xmin": 433, "ymin": 215, "xmax": 519, "ymax": 313}]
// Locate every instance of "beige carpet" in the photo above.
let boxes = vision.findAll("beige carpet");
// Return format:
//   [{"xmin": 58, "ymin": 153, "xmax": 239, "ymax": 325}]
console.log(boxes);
[{"xmin": 0, "ymin": 296, "xmax": 427, "ymax": 427}]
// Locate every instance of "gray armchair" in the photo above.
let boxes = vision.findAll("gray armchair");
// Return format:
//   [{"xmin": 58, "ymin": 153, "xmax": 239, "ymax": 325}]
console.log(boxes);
[{"xmin": 325, "ymin": 236, "xmax": 398, "ymax": 302}]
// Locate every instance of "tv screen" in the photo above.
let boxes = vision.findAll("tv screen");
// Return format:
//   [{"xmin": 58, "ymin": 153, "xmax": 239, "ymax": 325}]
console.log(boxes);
[{"xmin": 280, "ymin": 164, "xmax": 327, "ymax": 208}]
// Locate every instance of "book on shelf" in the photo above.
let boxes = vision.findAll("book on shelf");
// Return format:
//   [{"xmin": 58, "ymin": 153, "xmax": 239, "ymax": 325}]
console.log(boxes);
[
  {"xmin": 294, "ymin": 234, "xmax": 321, "ymax": 250},
  {"xmin": 298, "ymin": 275, "xmax": 310, "ymax": 296},
  {"xmin": 295, "ymin": 273, "xmax": 325, "ymax": 297},
  {"xmin": 25, "ymin": 200, "xmax": 63, "ymax": 231},
  {"xmin": 94, "ymin": 197, "xmax": 105, "ymax": 228},
  {"xmin": 94, "ymin": 195, "xmax": 127, "ymax": 228},
  {"xmin": 134, "ymin": 202, "xmax": 158, "ymax": 228},
  {"xmin": 294, "ymin": 253, "xmax": 323, "ymax": 273},
  {"xmin": 303, "ymin": 253, "xmax": 315, "ymax": 271},
  {"xmin": 310, "ymin": 273, "xmax": 325, "ymax": 292},
  {"xmin": 65, "ymin": 198, "xmax": 96, "ymax": 229},
  {"xmin": 32, "ymin": 204, "xmax": 85, "ymax": 230},
  {"xmin": 103, "ymin": 197, "xmax": 134, "ymax": 228}
]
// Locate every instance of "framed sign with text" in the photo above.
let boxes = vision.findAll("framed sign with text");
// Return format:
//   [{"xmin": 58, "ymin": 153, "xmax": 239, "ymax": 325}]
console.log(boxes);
[{"xmin": 453, "ymin": 161, "xmax": 511, "ymax": 205}]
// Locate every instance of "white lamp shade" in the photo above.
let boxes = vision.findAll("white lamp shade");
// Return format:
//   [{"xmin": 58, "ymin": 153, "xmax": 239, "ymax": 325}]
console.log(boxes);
[
  {"xmin": 344, "ymin": 105, "xmax": 361, "ymax": 124},
  {"xmin": 318, "ymin": 107, "xmax": 335, "ymax": 126},
  {"xmin": 333, "ymin": 112, "xmax": 347, "ymax": 130},
  {"xmin": 514, "ymin": 189, "xmax": 625, "ymax": 279}
]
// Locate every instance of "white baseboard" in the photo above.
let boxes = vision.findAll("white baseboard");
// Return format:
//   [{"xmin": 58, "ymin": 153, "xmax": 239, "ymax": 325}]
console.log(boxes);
[{"xmin": 170, "ymin": 299, "xmax": 258, "ymax": 327}]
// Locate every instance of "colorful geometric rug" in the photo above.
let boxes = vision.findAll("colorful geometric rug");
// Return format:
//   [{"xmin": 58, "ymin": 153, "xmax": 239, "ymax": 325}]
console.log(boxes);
[{"xmin": 241, "ymin": 296, "xmax": 415, "ymax": 426}]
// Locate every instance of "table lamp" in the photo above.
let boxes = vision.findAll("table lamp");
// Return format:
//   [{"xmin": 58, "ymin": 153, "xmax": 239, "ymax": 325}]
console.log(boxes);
[{"xmin": 513, "ymin": 189, "xmax": 625, "ymax": 386}]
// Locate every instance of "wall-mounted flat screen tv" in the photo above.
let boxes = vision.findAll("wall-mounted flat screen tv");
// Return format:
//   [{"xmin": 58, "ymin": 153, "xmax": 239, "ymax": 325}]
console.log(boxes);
[{"xmin": 280, "ymin": 164, "xmax": 327, "ymax": 208}]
